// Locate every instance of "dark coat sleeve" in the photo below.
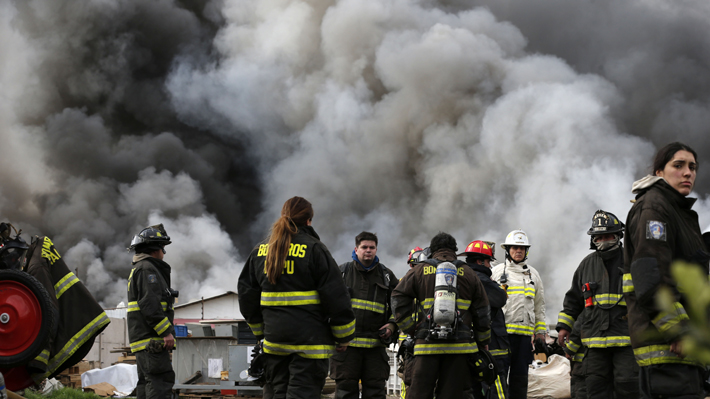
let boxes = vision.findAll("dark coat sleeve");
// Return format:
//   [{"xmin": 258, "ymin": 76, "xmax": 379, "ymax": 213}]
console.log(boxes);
[
  {"xmin": 311, "ymin": 243, "xmax": 355, "ymax": 343},
  {"xmin": 237, "ymin": 251, "xmax": 264, "ymax": 339}
]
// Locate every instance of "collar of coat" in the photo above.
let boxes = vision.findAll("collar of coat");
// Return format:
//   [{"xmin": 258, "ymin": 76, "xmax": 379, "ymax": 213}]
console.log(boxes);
[
  {"xmin": 504, "ymin": 258, "xmax": 529, "ymax": 271},
  {"xmin": 431, "ymin": 248, "xmax": 457, "ymax": 262},
  {"xmin": 632, "ymin": 175, "xmax": 697, "ymax": 208},
  {"xmin": 469, "ymin": 261, "xmax": 492, "ymax": 277}
]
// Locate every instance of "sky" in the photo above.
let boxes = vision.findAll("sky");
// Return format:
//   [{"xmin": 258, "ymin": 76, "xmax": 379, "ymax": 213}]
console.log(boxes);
[{"xmin": 1, "ymin": 0, "xmax": 709, "ymax": 321}]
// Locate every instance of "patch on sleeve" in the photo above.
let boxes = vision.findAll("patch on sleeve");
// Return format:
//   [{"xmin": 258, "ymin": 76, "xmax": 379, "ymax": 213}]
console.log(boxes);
[
  {"xmin": 646, "ymin": 221, "xmax": 667, "ymax": 241},
  {"xmin": 148, "ymin": 274, "xmax": 157, "ymax": 283}
]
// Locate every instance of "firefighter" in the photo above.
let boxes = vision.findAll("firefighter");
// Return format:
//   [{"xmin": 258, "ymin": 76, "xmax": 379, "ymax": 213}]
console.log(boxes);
[
  {"xmin": 398, "ymin": 246, "xmax": 427, "ymax": 399},
  {"xmin": 238, "ymin": 197, "xmax": 355, "ymax": 399},
  {"xmin": 491, "ymin": 230, "xmax": 546, "ymax": 399},
  {"xmin": 461, "ymin": 240, "xmax": 508, "ymax": 399},
  {"xmin": 330, "ymin": 231, "xmax": 398, "ymax": 399},
  {"xmin": 556, "ymin": 210, "xmax": 638, "ymax": 398},
  {"xmin": 392, "ymin": 232, "xmax": 491, "ymax": 399},
  {"xmin": 0, "ymin": 222, "xmax": 111, "ymax": 383},
  {"xmin": 624, "ymin": 142, "xmax": 708, "ymax": 398},
  {"xmin": 127, "ymin": 224, "xmax": 177, "ymax": 399}
]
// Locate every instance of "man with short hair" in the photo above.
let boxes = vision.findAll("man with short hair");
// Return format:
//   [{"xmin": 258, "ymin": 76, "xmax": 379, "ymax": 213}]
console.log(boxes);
[
  {"xmin": 392, "ymin": 232, "xmax": 491, "ymax": 399},
  {"xmin": 127, "ymin": 224, "xmax": 177, "ymax": 399},
  {"xmin": 330, "ymin": 231, "xmax": 398, "ymax": 399}
]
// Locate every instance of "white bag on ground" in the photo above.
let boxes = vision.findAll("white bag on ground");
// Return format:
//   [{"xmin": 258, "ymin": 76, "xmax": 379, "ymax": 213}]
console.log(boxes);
[
  {"xmin": 81, "ymin": 363, "xmax": 138, "ymax": 396},
  {"xmin": 528, "ymin": 354, "xmax": 571, "ymax": 399}
]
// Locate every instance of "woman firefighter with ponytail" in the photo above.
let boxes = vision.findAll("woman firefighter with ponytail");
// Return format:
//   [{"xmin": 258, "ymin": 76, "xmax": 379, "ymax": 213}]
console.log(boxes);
[{"xmin": 238, "ymin": 197, "xmax": 355, "ymax": 399}]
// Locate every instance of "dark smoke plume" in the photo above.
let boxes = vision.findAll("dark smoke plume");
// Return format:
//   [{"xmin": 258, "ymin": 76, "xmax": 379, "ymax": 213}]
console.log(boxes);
[{"xmin": 1, "ymin": 0, "xmax": 708, "ymax": 317}]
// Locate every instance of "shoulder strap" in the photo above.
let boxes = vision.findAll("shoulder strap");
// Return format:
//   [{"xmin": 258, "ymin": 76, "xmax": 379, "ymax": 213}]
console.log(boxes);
[
  {"xmin": 380, "ymin": 264, "xmax": 391, "ymax": 287},
  {"xmin": 339, "ymin": 262, "xmax": 352, "ymax": 279}
]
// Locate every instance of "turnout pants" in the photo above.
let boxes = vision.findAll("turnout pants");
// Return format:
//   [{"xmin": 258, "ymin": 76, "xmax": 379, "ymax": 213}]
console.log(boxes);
[
  {"xmin": 407, "ymin": 354, "xmax": 471, "ymax": 399},
  {"xmin": 569, "ymin": 359, "xmax": 586, "ymax": 399},
  {"xmin": 507, "ymin": 334, "xmax": 533, "ymax": 399},
  {"xmin": 639, "ymin": 364, "xmax": 705, "ymax": 399},
  {"xmin": 583, "ymin": 346, "xmax": 638, "ymax": 399},
  {"xmin": 329, "ymin": 346, "xmax": 390, "ymax": 399},
  {"xmin": 135, "ymin": 350, "xmax": 175, "ymax": 399},
  {"xmin": 262, "ymin": 353, "xmax": 328, "ymax": 399}
]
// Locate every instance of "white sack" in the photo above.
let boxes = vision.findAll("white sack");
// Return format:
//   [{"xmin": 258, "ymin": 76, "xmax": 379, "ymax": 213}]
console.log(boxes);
[
  {"xmin": 81, "ymin": 363, "xmax": 139, "ymax": 397},
  {"xmin": 528, "ymin": 354, "xmax": 571, "ymax": 399}
]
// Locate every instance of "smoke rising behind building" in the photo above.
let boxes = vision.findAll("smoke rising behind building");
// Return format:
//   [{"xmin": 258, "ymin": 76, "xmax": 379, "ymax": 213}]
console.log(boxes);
[{"xmin": 1, "ymin": 0, "xmax": 709, "ymax": 317}]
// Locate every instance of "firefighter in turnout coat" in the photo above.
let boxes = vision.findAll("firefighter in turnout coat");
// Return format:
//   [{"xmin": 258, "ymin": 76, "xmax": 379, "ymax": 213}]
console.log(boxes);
[
  {"xmin": 624, "ymin": 143, "xmax": 708, "ymax": 398},
  {"xmin": 330, "ymin": 232, "xmax": 398, "ymax": 399},
  {"xmin": 392, "ymin": 232, "xmax": 491, "ymax": 399},
  {"xmin": 556, "ymin": 210, "xmax": 638, "ymax": 399},
  {"xmin": 127, "ymin": 224, "xmax": 177, "ymax": 399},
  {"xmin": 238, "ymin": 197, "xmax": 355, "ymax": 399},
  {"xmin": 491, "ymin": 230, "xmax": 546, "ymax": 399}
]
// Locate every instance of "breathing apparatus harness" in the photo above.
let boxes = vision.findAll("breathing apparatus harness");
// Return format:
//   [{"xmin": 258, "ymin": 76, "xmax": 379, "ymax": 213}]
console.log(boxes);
[{"xmin": 415, "ymin": 259, "xmax": 470, "ymax": 341}]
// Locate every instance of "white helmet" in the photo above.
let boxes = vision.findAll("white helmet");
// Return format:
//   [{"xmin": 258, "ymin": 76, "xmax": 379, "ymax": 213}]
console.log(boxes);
[
  {"xmin": 501, "ymin": 229, "xmax": 530, "ymax": 248},
  {"xmin": 501, "ymin": 229, "xmax": 530, "ymax": 261}
]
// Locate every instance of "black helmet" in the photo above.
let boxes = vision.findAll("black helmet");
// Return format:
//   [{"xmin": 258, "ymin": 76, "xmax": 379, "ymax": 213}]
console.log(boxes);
[
  {"xmin": 587, "ymin": 210, "xmax": 624, "ymax": 236},
  {"xmin": 0, "ymin": 223, "xmax": 29, "ymax": 270},
  {"xmin": 587, "ymin": 210, "xmax": 624, "ymax": 250},
  {"xmin": 129, "ymin": 224, "xmax": 171, "ymax": 252}
]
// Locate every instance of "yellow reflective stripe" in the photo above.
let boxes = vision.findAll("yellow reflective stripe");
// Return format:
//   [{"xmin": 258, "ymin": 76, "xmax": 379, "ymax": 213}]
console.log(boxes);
[
  {"xmin": 566, "ymin": 340, "xmax": 581, "ymax": 353},
  {"xmin": 128, "ymin": 268, "xmax": 135, "ymax": 292},
  {"xmin": 634, "ymin": 345, "xmax": 702, "ymax": 367},
  {"xmin": 331, "ymin": 319, "xmax": 355, "ymax": 339},
  {"xmin": 652, "ymin": 302, "xmax": 689, "ymax": 334},
  {"xmin": 534, "ymin": 321, "xmax": 547, "ymax": 333},
  {"xmin": 398, "ymin": 315, "xmax": 415, "ymax": 331},
  {"xmin": 33, "ymin": 349, "xmax": 50, "ymax": 365},
  {"xmin": 494, "ymin": 375, "xmax": 505, "ymax": 398},
  {"xmin": 506, "ymin": 324, "xmax": 534, "ymax": 335},
  {"xmin": 623, "ymin": 273, "xmax": 634, "ymax": 293},
  {"xmin": 581, "ymin": 336, "xmax": 631, "ymax": 348},
  {"xmin": 263, "ymin": 340, "xmax": 335, "ymax": 359},
  {"xmin": 54, "ymin": 272, "xmax": 80, "ymax": 299},
  {"xmin": 351, "ymin": 298, "xmax": 385, "ymax": 314},
  {"xmin": 477, "ymin": 329, "xmax": 491, "ymax": 342},
  {"xmin": 557, "ymin": 312, "xmax": 575, "ymax": 329},
  {"xmin": 154, "ymin": 317, "xmax": 171, "ymax": 335},
  {"xmin": 490, "ymin": 348, "xmax": 509, "ymax": 357},
  {"xmin": 36, "ymin": 312, "xmax": 111, "ymax": 381},
  {"xmin": 350, "ymin": 337, "xmax": 379, "ymax": 348},
  {"xmin": 130, "ymin": 337, "xmax": 164, "ymax": 352},
  {"xmin": 248, "ymin": 323, "xmax": 263, "ymax": 336},
  {"xmin": 127, "ymin": 301, "xmax": 167, "ymax": 312},
  {"xmin": 422, "ymin": 298, "xmax": 434, "ymax": 310},
  {"xmin": 260, "ymin": 291, "xmax": 320, "ymax": 306},
  {"xmin": 573, "ymin": 352, "xmax": 585, "ymax": 362},
  {"xmin": 456, "ymin": 299, "xmax": 471, "ymax": 310},
  {"xmin": 506, "ymin": 286, "xmax": 535, "ymax": 297},
  {"xmin": 593, "ymin": 293, "xmax": 626, "ymax": 306},
  {"xmin": 414, "ymin": 342, "xmax": 478, "ymax": 355}
]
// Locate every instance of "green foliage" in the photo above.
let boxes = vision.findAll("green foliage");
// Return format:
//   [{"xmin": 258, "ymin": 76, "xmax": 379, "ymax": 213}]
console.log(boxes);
[
  {"xmin": 22, "ymin": 387, "xmax": 103, "ymax": 399},
  {"xmin": 656, "ymin": 261, "xmax": 710, "ymax": 363}
]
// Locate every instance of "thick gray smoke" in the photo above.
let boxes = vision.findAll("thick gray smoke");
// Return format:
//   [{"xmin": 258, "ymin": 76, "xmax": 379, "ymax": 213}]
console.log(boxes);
[{"xmin": 1, "ymin": 0, "xmax": 708, "ymax": 320}]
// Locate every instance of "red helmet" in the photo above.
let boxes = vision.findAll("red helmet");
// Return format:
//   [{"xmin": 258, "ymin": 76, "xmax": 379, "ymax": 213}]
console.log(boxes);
[
  {"xmin": 407, "ymin": 246, "xmax": 424, "ymax": 264},
  {"xmin": 459, "ymin": 240, "xmax": 495, "ymax": 260}
]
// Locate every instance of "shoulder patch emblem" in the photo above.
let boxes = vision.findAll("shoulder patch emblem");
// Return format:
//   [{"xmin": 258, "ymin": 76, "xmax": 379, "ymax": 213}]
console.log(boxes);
[
  {"xmin": 148, "ymin": 274, "xmax": 157, "ymax": 283},
  {"xmin": 646, "ymin": 220, "xmax": 667, "ymax": 241}
]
